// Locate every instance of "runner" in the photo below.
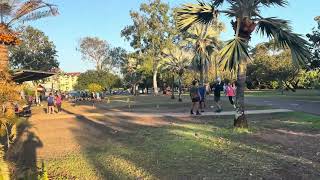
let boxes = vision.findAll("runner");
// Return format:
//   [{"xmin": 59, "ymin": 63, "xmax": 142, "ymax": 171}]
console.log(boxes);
[
  {"xmin": 190, "ymin": 80, "xmax": 201, "ymax": 115},
  {"xmin": 213, "ymin": 78, "xmax": 224, "ymax": 113},
  {"xmin": 226, "ymin": 81, "xmax": 237, "ymax": 109},
  {"xmin": 47, "ymin": 93, "xmax": 55, "ymax": 114}
]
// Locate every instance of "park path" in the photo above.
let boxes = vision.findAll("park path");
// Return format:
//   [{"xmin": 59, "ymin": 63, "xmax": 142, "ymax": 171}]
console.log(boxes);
[
  {"xmin": 245, "ymin": 97, "xmax": 320, "ymax": 115},
  {"xmin": 32, "ymin": 109, "xmax": 293, "ymax": 120}
]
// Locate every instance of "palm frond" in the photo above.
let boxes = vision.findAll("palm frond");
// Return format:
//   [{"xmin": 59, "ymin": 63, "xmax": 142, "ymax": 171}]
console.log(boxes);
[
  {"xmin": 257, "ymin": 17, "xmax": 311, "ymax": 66},
  {"xmin": 212, "ymin": 0, "xmax": 225, "ymax": 7},
  {"xmin": 20, "ymin": 8, "xmax": 57, "ymax": 23},
  {"xmin": 259, "ymin": 0, "xmax": 288, "ymax": 7},
  {"xmin": 218, "ymin": 38, "xmax": 251, "ymax": 71},
  {"xmin": 9, "ymin": 0, "xmax": 58, "ymax": 25},
  {"xmin": 176, "ymin": 1, "xmax": 218, "ymax": 32}
]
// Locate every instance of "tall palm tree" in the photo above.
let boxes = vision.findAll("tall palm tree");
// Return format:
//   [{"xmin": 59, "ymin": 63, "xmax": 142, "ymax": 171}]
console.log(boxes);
[
  {"xmin": 184, "ymin": 23, "xmax": 224, "ymax": 86},
  {"xmin": 0, "ymin": 0, "xmax": 58, "ymax": 71},
  {"xmin": 163, "ymin": 47, "xmax": 192, "ymax": 101},
  {"xmin": 176, "ymin": 0, "xmax": 310, "ymax": 128}
]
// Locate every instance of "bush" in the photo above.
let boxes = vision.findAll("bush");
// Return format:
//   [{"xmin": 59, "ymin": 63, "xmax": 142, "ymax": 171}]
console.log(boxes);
[
  {"xmin": 298, "ymin": 70, "xmax": 320, "ymax": 89},
  {"xmin": 270, "ymin": 81, "xmax": 279, "ymax": 89},
  {"xmin": 87, "ymin": 83, "xmax": 103, "ymax": 93},
  {"xmin": 0, "ymin": 146, "xmax": 9, "ymax": 180}
]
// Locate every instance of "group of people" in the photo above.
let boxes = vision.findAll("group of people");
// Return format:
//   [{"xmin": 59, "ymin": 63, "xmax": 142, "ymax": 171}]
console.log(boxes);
[
  {"xmin": 47, "ymin": 93, "xmax": 63, "ymax": 114},
  {"xmin": 189, "ymin": 78, "xmax": 237, "ymax": 115}
]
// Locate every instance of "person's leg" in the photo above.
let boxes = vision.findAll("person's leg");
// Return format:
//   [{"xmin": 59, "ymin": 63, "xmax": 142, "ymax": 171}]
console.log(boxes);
[
  {"xmin": 228, "ymin": 96, "xmax": 234, "ymax": 105},
  {"xmin": 191, "ymin": 101, "xmax": 195, "ymax": 114},
  {"xmin": 57, "ymin": 104, "xmax": 61, "ymax": 112},
  {"xmin": 230, "ymin": 96, "xmax": 236, "ymax": 108},
  {"xmin": 200, "ymin": 100, "xmax": 205, "ymax": 112},
  {"xmin": 47, "ymin": 106, "xmax": 49, "ymax": 114},
  {"xmin": 196, "ymin": 102, "xmax": 201, "ymax": 115},
  {"xmin": 50, "ymin": 106, "xmax": 54, "ymax": 114},
  {"xmin": 218, "ymin": 99, "xmax": 222, "ymax": 111},
  {"xmin": 214, "ymin": 96, "xmax": 220, "ymax": 111}
]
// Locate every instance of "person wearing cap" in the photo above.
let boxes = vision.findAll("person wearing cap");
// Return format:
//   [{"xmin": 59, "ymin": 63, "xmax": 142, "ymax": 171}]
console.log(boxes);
[{"xmin": 213, "ymin": 77, "xmax": 224, "ymax": 112}]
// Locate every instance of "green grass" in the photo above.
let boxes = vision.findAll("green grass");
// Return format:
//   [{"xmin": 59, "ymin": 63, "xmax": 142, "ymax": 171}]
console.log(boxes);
[
  {"xmin": 245, "ymin": 89, "xmax": 320, "ymax": 100},
  {"xmin": 44, "ymin": 112, "xmax": 320, "ymax": 179}
]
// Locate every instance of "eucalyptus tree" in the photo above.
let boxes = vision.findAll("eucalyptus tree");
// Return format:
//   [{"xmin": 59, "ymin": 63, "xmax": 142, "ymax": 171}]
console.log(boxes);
[
  {"xmin": 0, "ymin": 0, "xmax": 58, "ymax": 72},
  {"xmin": 77, "ymin": 37, "xmax": 115, "ymax": 72},
  {"xmin": 121, "ymin": 0, "xmax": 173, "ymax": 95},
  {"xmin": 162, "ymin": 46, "xmax": 192, "ymax": 101},
  {"xmin": 176, "ymin": 0, "xmax": 310, "ymax": 127}
]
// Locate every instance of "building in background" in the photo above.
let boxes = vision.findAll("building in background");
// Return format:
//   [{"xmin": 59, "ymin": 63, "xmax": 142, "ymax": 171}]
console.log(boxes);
[{"xmin": 42, "ymin": 72, "xmax": 81, "ymax": 92}]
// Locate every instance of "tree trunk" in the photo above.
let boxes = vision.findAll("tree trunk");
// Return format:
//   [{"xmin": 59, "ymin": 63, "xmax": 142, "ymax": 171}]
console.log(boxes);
[
  {"xmin": 178, "ymin": 76, "xmax": 182, "ymax": 102},
  {"xmin": 4, "ymin": 124, "xmax": 10, "ymax": 149},
  {"xmin": 199, "ymin": 58, "xmax": 204, "ymax": 86},
  {"xmin": 153, "ymin": 68, "xmax": 158, "ymax": 96},
  {"xmin": 234, "ymin": 62, "xmax": 248, "ymax": 128},
  {"xmin": 0, "ymin": 44, "xmax": 9, "ymax": 72},
  {"xmin": 171, "ymin": 75, "xmax": 175, "ymax": 99},
  {"xmin": 214, "ymin": 56, "xmax": 218, "ymax": 80}
]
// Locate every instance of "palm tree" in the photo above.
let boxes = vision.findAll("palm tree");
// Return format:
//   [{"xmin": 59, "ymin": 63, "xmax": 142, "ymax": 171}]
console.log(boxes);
[
  {"xmin": 176, "ymin": 0, "xmax": 310, "ymax": 128},
  {"xmin": 0, "ymin": 0, "xmax": 58, "ymax": 72},
  {"xmin": 163, "ymin": 47, "xmax": 192, "ymax": 101},
  {"xmin": 184, "ymin": 23, "xmax": 224, "ymax": 86}
]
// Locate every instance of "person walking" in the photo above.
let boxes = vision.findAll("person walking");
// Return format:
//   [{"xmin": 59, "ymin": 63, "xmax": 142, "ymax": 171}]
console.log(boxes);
[
  {"xmin": 226, "ymin": 82, "xmax": 236, "ymax": 109},
  {"xmin": 47, "ymin": 93, "xmax": 55, "ymax": 114},
  {"xmin": 199, "ymin": 84, "xmax": 207, "ymax": 112},
  {"xmin": 55, "ymin": 94, "xmax": 62, "ymax": 113},
  {"xmin": 213, "ymin": 78, "xmax": 224, "ymax": 113},
  {"xmin": 190, "ymin": 80, "xmax": 201, "ymax": 115}
]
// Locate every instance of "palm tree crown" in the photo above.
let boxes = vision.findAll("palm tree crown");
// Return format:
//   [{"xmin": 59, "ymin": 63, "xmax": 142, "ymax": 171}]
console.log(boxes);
[{"xmin": 176, "ymin": 0, "xmax": 311, "ymax": 70}]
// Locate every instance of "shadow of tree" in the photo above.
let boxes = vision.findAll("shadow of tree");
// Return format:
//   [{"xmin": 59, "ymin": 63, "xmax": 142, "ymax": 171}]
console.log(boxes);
[{"xmin": 58, "ymin": 107, "xmax": 320, "ymax": 179}]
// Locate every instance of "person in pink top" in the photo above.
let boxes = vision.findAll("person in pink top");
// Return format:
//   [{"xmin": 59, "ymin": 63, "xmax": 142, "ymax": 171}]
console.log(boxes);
[
  {"xmin": 55, "ymin": 94, "xmax": 62, "ymax": 113},
  {"xmin": 226, "ymin": 81, "xmax": 236, "ymax": 109}
]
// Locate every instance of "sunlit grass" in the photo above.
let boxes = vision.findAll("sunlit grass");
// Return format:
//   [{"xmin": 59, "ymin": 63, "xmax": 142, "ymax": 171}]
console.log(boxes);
[{"xmin": 41, "ymin": 112, "xmax": 320, "ymax": 179}]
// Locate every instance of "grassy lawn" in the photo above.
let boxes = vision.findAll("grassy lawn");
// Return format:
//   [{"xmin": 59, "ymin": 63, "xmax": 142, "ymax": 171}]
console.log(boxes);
[
  {"xmin": 11, "ymin": 96, "xmax": 320, "ymax": 179},
  {"xmin": 36, "ymin": 112, "xmax": 320, "ymax": 179},
  {"xmin": 245, "ymin": 89, "xmax": 320, "ymax": 100}
]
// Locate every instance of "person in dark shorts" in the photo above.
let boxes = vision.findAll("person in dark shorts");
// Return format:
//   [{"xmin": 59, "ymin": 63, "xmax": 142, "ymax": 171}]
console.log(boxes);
[
  {"xmin": 47, "ymin": 93, "xmax": 55, "ymax": 114},
  {"xmin": 199, "ymin": 84, "xmax": 206, "ymax": 112},
  {"xmin": 190, "ymin": 80, "xmax": 201, "ymax": 115},
  {"xmin": 213, "ymin": 78, "xmax": 224, "ymax": 112}
]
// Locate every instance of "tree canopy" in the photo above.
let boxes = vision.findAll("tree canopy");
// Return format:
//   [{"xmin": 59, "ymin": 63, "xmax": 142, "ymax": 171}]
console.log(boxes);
[
  {"xmin": 121, "ymin": 0, "xmax": 173, "ymax": 95},
  {"xmin": 9, "ymin": 26, "xmax": 59, "ymax": 71},
  {"xmin": 75, "ymin": 70, "xmax": 122, "ymax": 91}
]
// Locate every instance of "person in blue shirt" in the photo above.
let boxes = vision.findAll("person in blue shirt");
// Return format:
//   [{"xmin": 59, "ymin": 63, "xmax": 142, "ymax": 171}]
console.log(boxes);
[{"xmin": 199, "ymin": 84, "xmax": 207, "ymax": 112}]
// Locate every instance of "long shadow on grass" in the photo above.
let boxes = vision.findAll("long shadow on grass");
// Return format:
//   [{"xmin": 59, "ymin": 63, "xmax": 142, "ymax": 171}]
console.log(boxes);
[
  {"xmin": 61, "ymin": 108, "xmax": 320, "ymax": 179},
  {"xmin": 200, "ymin": 113, "xmax": 320, "ymax": 179}
]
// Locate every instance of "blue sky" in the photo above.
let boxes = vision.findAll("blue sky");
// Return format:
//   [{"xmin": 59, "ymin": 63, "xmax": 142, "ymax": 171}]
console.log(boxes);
[{"xmin": 30, "ymin": 0, "xmax": 320, "ymax": 72}]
